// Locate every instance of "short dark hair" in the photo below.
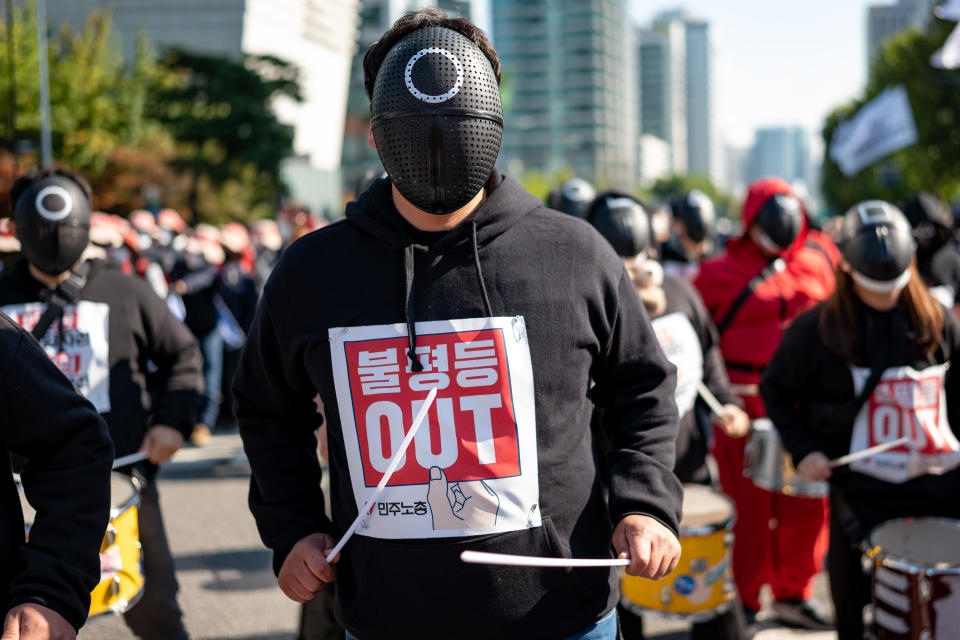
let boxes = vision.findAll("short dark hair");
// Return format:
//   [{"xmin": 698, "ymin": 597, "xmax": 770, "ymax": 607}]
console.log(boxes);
[
  {"xmin": 362, "ymin": 8, "xmax": 500, "ymax": 101},
  {"xmin": 10, "ymin": 167, "xmax": 93, "ymax": 209}
]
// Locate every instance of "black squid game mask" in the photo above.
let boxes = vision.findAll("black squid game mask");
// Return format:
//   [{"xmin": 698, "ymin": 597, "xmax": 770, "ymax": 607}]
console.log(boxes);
[{"xmin": 370, "ymin": 27, "xmax": 503, "ymax": 214}]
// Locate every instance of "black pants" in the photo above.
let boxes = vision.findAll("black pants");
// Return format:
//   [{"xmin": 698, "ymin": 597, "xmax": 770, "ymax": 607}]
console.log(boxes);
[
  {"xmin": 123, "ymin": 480, "xmax": 189, "ymax": 640},
  {"xmin": 298, "ymin": 582, "xmax": 344, "ymax": 640},
  {"xmin": 827, "ymin": 496, "xmax": 872, "ymax": 640}
]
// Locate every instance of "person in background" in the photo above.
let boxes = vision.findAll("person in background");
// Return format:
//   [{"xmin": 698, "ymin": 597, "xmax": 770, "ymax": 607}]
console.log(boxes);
[
  {"xmin": 587, "ymin": 191, "xmax": 750, "ymax": 640},
  {"xmin": 899, "ymin": 191, "xmax": 960, "ymax": 309},
  {"xmin": 547, "ymin": 176, "xmax": 596, "ymax": 218},
  {"xmin": 662, "ymin": 190, "xmax": 717, "ymax": 281},
  {"xmin": 172, "ymin": 224, "xmax": 222, "ymax": 446},
  {"xmin": 0, "ymin": 168, "xmax": 203, "ymax": 640},
  {"xmin": 760, "ymin": 200, "xmax": 960, "ymax": 639},
  {"xmin": 2, "ymin": 311, "xmax": 113, "ymax": 640},
  {"xmin": 217, "ymin": 222, "xmax": 258, "ymax": 431},
  {"xmin": 250, "ymin": 219, "xmax": 283, "ymax": 293},
  {"xmin": 694, "ymin": 177, "xmax": 837, "ymax": 630}
]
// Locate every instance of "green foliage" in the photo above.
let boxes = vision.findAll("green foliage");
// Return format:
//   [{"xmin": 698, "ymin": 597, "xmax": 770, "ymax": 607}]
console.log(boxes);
[
  {"xmin": 821, "ymin": 19, "xmax": 960, "ymax": 214},
  {"xmin": 148, "ymin": 49, "xmax": 302, "ymax": 224},
  {"xmin": 0, "ymin": 4, "xmax": 167, "ymax": 172}
]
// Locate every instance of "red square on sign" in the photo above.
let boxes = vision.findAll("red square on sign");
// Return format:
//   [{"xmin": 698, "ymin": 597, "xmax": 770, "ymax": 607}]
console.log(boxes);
[{"xmin": 343, "ymin": 328, "xmax": 520, "ymax": 488}]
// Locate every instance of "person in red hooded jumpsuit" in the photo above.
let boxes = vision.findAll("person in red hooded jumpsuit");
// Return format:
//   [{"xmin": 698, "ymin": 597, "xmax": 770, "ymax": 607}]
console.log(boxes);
[{"xmin": 694, "ymin": 178, "xmax": 839, "ymax": 629}]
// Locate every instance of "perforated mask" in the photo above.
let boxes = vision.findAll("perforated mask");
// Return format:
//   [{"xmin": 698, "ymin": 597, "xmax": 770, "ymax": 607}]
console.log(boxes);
[
  {"xmin": 14, "ymin": 175, "xmax": 91, "ymax": 275},
  {"xmin": 371, "ymin": 27, "xmax": 503, "ymax": 214}
]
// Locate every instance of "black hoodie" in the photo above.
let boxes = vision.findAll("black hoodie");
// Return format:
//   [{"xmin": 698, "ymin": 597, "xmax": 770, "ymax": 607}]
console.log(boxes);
[
  {"xmin": 760, "ymin": 301, "xmax": 960, "ymax": 527},
  {"xmin": 233, "ymin": 175, "xmax": 682, "ymax": 639},
  {"xmin": 1, "ymin": 312, "xmax": 113, "ymax": 631},
  {"xmin": 0, "ymin": 258, "xmax": 203, "ymax": 465}
]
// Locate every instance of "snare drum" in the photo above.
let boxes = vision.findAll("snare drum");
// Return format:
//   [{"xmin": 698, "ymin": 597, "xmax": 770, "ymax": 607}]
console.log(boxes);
[
  {"xmin": 744, "ymin": 418, "xmax": 827, "ymax": 497},
  {"xmin": 621, "ymin": 484, "xmax": 736, "ymax": 621},
  {"xmin": 862, "ymin": 518, "xmax": 960, "ymax": 640},
  {"xmin": 19, "ymin": 472, "xmax": 145, "ymax": 618}
]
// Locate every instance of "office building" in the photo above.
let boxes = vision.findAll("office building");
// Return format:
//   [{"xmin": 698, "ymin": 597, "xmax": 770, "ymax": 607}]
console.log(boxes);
[
  {"xmin": 637, "ymin": 10, "xmax": 719, "ymax": 184},
  {"xmin": 44, "ymin": 0, "xmax": 361, "ymax": 216},
  {"xmin": 867, "ymin": 0, "xmax": 937, "ymax": 63},
  {"xmin": 748, "ymin": 126, "xmax": 811, "ymax": 188},
  {"xmin": 491, "ymin": 0, "xmax": 636, "ymax": 185}
]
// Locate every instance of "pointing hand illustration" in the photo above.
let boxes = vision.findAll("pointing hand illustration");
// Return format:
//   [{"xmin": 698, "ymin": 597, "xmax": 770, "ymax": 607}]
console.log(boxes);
[{"xmin": 427, "ymin": 466, "xmax": 499, "ymax": 530}]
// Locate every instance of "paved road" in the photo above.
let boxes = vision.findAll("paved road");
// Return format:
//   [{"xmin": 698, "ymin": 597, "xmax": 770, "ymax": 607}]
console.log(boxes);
[{"xmin": 78, "ymin": 434, "xmax": 837, "ymax": 640}]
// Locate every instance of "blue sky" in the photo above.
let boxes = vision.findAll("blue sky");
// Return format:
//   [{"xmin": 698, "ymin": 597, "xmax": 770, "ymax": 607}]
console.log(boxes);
[{"xmin": 630, "ymin": 0, "xmax": 877, "ymax": 149}]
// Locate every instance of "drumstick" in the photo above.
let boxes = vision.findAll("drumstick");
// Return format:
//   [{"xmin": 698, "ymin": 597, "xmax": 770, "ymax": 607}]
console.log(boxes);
[
  {"xmin": 697, "ymin": 381, "xmax": 726, "ymax": 418},
  {"xmin": 829, "ymin": 436, "xmax": 911, "ymax": 468},
  {"xmin": 112, "ymin": 452, "xmax": 149, "ymax": 469},
  {"xmin": 325, "ymin": 386, "xmax": 438, "ymax": 564},
  {"xmin": 460, "ymin": 550, "xmax": 630, "ymax": 568}
]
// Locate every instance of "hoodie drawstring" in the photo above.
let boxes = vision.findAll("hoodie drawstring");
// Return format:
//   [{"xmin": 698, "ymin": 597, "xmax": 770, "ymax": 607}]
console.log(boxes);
[
  {"xmin": 403, "ymin": 221, "xmax": 494, "ymax": 374},
  {"xmin": 471, "ymin": 220, "xmax": 493, "ymax": 317},
  {"xmin": 404, "ymin": 239, "xmax": 427, "ymax": 373}
]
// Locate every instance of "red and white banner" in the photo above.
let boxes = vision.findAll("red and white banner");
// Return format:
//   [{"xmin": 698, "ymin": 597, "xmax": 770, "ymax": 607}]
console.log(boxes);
[
  {"xmin": 329, "ymin": 316, "xmax": 540, "ymax": 539},
  {"xmin": 849, "ymin": 364, "xmax": 960, "ymax": 483},
  {"xmin": 4, "ymin": 301, "xmax": 111, "ymax": 413}
]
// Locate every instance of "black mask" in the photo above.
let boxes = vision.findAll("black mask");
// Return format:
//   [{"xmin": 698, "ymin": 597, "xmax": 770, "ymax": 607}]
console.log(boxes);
[
  {"xmin": 841, "ymin": 200, "xmax": 915, "ymax": 283},
  {"xmin": 14, "ymin": 175, "xmax": 91, "ymax": 275},
  {"xmin": 371, "ymin": 27, "xmax": 503, "ymax": 214},
  {"xmin": 587, "ymin": 192, "xmax": 652, "ymax": 258},
  {"xmin": 754, "ymin": 193, "xmax": 803, "ymax": 249},
  {"xmin": 671, "ymin": 189, "xmax": 716, "ymax": 243}
]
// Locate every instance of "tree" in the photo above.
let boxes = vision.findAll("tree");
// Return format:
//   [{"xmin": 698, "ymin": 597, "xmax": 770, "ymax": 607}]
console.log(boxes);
[
  {"xmin": 821, "ymin": 18, "xmax": 960, "ymax": 214},
  {"xmin": 149, "ymin": 49, "xmax": 302, "ymax": 223},
  {"xmin": 0, "ymin": 4, "xmax": 168, "ymax": 173}
]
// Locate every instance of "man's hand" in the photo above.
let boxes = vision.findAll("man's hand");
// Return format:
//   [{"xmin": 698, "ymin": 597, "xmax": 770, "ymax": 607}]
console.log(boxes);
[
  {"xmin": 2, "ymin": 604, "xmax": 75, "ymax": 640},
  {"xmin": 138, "ymin": 425, "xmax": 184, "ymax": 465},
  {"xmin": 715, "ymin": 404, "xmax": 750, "ymax": 439},
  {"xmin": 796, "ymin": 452, "xmax": 832, "ymax": 482},
  {"xmin": 612, "ymin": 514, "xmax": 681, "ymax": 579},
  {"xmin": 277, "ymin": 533, "xmax": 339, "ymax": 603}
]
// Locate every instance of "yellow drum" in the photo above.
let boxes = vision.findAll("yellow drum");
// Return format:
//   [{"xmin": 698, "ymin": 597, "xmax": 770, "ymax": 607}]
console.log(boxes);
[
  {"xmin": 621, "ymin": 484, "xmax": 735, "ymax": 621},
  {"xmin": 20, "ymin": 472, "xmax": 145, "ymax": 618}
]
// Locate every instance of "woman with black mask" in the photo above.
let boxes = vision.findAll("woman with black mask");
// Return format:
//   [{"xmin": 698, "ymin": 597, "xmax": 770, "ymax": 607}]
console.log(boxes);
[{"xmin": 760, "ymin": 200, "xmax": 960, "ymax": 640}]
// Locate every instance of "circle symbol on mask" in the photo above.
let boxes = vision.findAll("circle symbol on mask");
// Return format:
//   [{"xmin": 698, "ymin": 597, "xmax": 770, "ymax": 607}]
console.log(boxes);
[
  {"xmin": 404, "ymin": 47, "xmax": 464, "ymax": 104},
  {"xmin": 34, "ymin": 185, "xmax": 74, "ymax": 222}
]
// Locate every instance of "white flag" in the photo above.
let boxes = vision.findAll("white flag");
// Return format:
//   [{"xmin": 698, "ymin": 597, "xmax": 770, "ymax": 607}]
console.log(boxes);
[
  {"xmin": 829, "ymin": 86, "xmax": 918, "ymax": 177},
  {"xmin": 932, "ymin": 23, "xmax": 960, "ymax": 69},
  {"xmin": 935, "ymin": 0, "xmax": 960, "ymax": 20}
]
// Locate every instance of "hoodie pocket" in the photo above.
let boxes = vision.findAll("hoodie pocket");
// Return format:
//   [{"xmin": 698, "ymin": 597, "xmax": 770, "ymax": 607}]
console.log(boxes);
[{"xmin": 337, "ymin": 518, "xmax": 609, "ymax": 639}]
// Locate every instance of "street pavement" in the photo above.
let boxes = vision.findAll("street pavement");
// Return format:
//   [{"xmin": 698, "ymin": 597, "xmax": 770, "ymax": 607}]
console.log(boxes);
[{"xmin": 78, "ymin": 433, "xmax": 838, "ymax": 640}]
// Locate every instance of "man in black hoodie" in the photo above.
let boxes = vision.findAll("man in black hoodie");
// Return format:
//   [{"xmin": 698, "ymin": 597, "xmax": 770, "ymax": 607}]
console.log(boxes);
[
  {"xmin": 0, "ymin": 168, "xmax": 203, "ymax": 640},
  {"xmin": 234, "ymin": 10, "xmax": 682, "ymax": 639},
  {"xmin": 2, "ymin": 312, "xmax": 113, "ymax": 640}
]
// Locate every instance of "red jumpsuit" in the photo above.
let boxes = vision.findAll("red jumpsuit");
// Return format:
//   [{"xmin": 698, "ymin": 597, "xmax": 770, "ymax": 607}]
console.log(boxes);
[{"xmin": 693, "ymin": 179, "xmax": 839, "ymax": 611}]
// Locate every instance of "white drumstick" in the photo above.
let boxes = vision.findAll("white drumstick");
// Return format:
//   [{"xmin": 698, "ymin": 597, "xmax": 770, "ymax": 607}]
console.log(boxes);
[
  {"xmin": 112, "ymin": 452, "xmax": 149, "ymax": 469},
  {"xmin": 325, "ymin": 387, "xmax": 438, "ymax": 564},
  {"xmin": 830, "ymin": 436, "xmax": 911, "ymax": 468},
  {"xmin": 697, "ymin": 381, "xmax": 726, "ymax": 418},
  {"xmin": 461, "ymin": 550, "xmax": 630, "ymax": 568}
]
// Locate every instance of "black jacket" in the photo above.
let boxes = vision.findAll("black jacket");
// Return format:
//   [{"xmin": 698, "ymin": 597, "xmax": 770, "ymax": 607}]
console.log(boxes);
[
  {"xmin": 760, "ymin": 300, "xmax": 960, "ymax": 526},
  {"xmin": 1, "ymin": 312, "xmax": 113, "ymax": 631},
  {"xmin": 657, "ymin": 275, "xmax": 738, "ymax": 482},
  {"xmin": 0, "ymin": 259, "xmax": 203, "ymax": 464},
  {"xmin": 234, "ymin": 174, "xmax": 682, "ymax": 639}
]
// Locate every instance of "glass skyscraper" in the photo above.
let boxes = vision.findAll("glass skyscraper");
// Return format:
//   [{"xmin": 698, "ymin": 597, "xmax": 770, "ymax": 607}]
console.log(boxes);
[{"xmin": 491, "ymin": 0, "xmax": 636, "ymax": 186}]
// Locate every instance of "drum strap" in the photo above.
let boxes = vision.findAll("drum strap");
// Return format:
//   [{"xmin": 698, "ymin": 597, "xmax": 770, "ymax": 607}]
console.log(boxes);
[
  {"xmin": 716, "ymin": 258, "xmax": 784, "ymax": 336},
  {"xmin": 31, "ymin": 261, "xmax": 91, "ymax": 341}
]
